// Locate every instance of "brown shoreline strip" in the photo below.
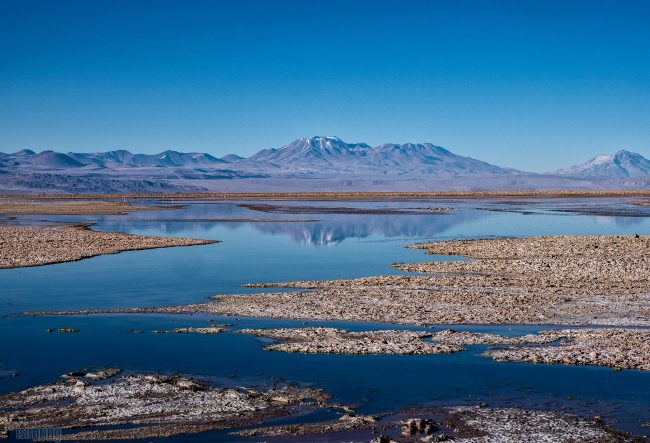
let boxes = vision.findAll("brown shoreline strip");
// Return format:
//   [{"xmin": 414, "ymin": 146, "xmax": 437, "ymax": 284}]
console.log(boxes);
[
  {"xmin": 0, "ymin": 225, "xmax": 217, "ymax": 269},
  {"xmin": 4, "ymin": 190, "xmax": 650, "ymax": 200},
  {"xmin": 0, "ymin": 200, "xmax": 180, "ymax": 215}
]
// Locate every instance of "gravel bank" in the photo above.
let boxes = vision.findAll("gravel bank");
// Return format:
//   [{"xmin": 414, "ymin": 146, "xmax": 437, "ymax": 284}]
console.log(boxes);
[
  {"xmin": 0, "ymin": 371, "xmax": 331, "ymax": 440},
  {"xmin": 0, "ymin": 225, "xmax": 216, "ymax": 269}
]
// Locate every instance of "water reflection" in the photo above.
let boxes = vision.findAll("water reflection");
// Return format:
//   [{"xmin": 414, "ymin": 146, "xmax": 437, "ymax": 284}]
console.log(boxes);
[{"xmin": 6, "ymin": 201, "xmax": 481, "ymax": 245}]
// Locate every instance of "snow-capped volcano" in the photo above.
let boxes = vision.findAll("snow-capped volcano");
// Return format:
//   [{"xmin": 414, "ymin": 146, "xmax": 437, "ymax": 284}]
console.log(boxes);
[
  {"xmin": 247, "ymin": 136, "xmax": 371, "ymax": 166},
  {"xmin": 555, "ymin": 150, "xmax": 650, "ymax": 177},
  {"xmin": 242, "ymin": 136, "xmax": 516, "ymax": 177}
]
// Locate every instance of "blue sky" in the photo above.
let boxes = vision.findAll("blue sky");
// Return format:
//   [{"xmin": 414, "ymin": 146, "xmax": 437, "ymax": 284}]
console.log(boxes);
[{"xmin": 1, "ymin": 0, "xmax": 649, "ymax": 171}]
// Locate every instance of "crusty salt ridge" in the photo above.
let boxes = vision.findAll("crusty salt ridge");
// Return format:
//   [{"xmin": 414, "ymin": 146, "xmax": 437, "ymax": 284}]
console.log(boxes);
[
  {"xmin": 152, "ymin": 326, "xmax": 226, "ymax": 334},
  {"xmin": 239, "ymin": 328, "xmax": 563, "ymax": 355},
  {"xmin": 240, "ymin": 327, "xmax": 463, "ymax": 354},
  {"xmin": 402, "ymin": 235, "xmax": 650, "ymax": 296},
  {"xmin": 223, "ymin": 235, "xmax": 650, "ymax": 326},
  {"xmin": 26, "ymin": 275, "xmax": 650, "ymax": 328},
  {"xmin": 0, "ymin": 225, "xmax": 217, "ymax": 269},
  {"xmin": 233, "ymin": 413, "xmax": 383, "ymax": 437},
  {"xmin": 239, "ymin": 328, "xmax": 650, "ymax": 371},
  {"xmin": 485, "ymin": 328, "xmax": 650, "ymax": 371},
  {"xmin": 0, "ymin": 372, "xmax": 330, "ymax": 441}
]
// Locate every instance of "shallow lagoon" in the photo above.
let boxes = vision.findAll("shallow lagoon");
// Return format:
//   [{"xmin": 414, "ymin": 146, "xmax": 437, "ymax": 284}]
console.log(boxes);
[{"xmin": 2, "ymin": 198, "xmax": 650, "ymax": 440}]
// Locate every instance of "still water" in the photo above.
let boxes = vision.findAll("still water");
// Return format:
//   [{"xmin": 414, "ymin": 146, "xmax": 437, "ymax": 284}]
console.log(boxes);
[{"xmin": 2, "ymin": 198, "xmax": 650, "ymax": 440}]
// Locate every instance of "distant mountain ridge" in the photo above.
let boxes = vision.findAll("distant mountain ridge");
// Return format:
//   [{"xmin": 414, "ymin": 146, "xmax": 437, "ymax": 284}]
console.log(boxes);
[
  {"xmin": 0, "ymin": 136, "xmax": 518, "ymax": 178},
  {"xmin": 1, "ymin": 148, "xmax": 231, "ymax": 169},
  {"xmin": 555, "ymin": 150, "xmax": 650, "ymax": 178},
  {"xmin": 2, "ymin": 137, "xmax": 650, "ymax": 193}
]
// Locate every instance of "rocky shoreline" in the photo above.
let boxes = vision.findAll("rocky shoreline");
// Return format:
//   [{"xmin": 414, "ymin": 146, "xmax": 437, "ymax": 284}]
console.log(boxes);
[
  {"xmin": 0, "ymin": 224, "xmax": 217, "ymax": 269},
  {"xmin": 0, "ymin": 368, "xmax": 638, "ymax": 441},
  {"xmin": 233, "ymin": 405, "xmax": 634, "ymax": 442}
]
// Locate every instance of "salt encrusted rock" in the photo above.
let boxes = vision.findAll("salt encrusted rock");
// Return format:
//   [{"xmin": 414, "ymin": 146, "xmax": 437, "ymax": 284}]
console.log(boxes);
[
  {"xmin": 0, "ymin": 372, "xmax": 331, "ymax": 441},
  {"xmin": 239, "ymin": 328, "xmax": 463, "ymax": 355},
  {"xmin": 234, "ymin": 413, "xmax": 382, "ymax": 437},
  {"xmin": 404, "ymin": 235, "xmax": 650, "ymax": 297},
  {"xmin": 485, "ymin": 328, "xmax": 650, "ymax": 371},
  {"xmin": 430, "ymin": 329, "xmax": 558, "ymax": 346},
  {"xmin": 152, "ymin": 327, "xmax": 226, "ymax": 334},
  {"xmin": 62, "ymin": 368, "xmax": 122, "ymax": 380},
  {"xmin": 444, "ymin": 406, "xmax": 628, "ymax": 442}
]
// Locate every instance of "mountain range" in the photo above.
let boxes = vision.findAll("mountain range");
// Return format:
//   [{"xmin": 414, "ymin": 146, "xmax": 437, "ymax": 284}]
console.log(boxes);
[
  {"xmin": 554, "ymin": 150, "xmax": 650, "ymax": 178},
  {"xmin": 1, "ymin": 136, "xmax": 649, "ymax": 193}
]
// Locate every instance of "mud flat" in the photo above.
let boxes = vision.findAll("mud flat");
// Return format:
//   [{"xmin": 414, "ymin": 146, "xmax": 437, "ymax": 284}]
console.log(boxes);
[
  {"xmin": 0, "ymin": 225, "xmax": 216, "ymax": 269},
  {"xmin": 0, "ymin": 371, "xmax": 331, "ymax": 441},
  {"xmin": 0, "ymin": 199, "xmax": 169, "ymax": 215}
]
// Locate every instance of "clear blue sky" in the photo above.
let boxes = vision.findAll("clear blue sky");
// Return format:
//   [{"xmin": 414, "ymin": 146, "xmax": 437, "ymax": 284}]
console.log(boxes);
[{"xmin": 1, "ymin": 0, "xmax": 649, "ymax": 171}]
